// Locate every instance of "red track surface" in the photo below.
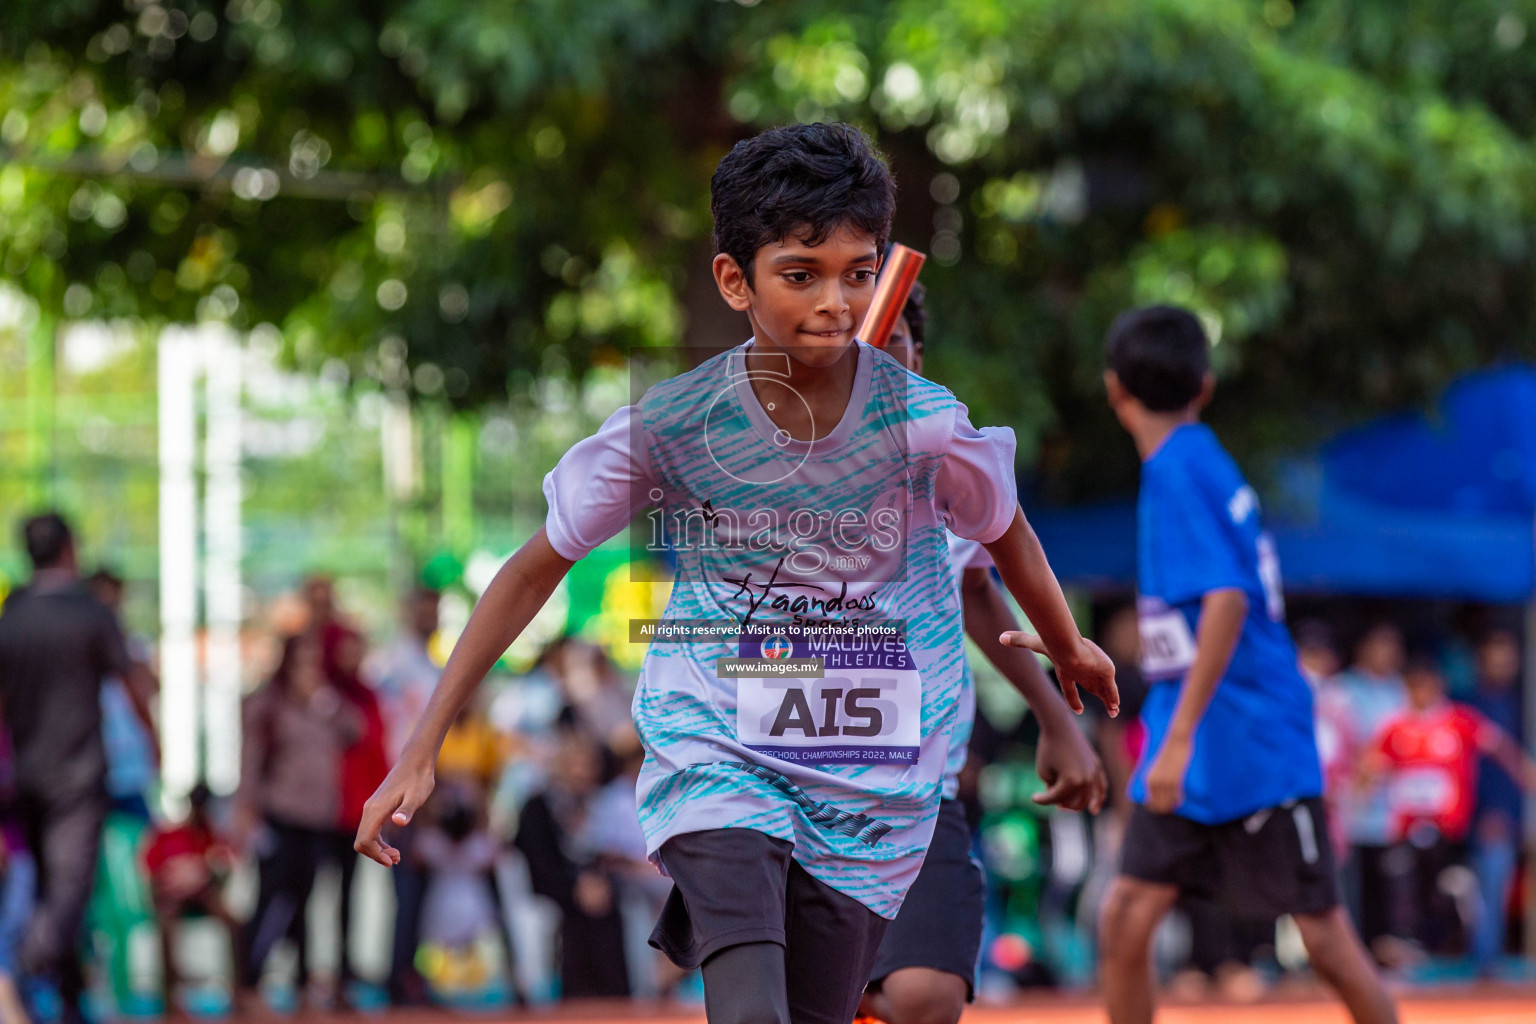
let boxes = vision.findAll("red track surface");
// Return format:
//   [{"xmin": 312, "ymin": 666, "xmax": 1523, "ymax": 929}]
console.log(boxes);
[{"xmin": 322, "ymin": 988, "xmax": 1536, "ymax": 1024}]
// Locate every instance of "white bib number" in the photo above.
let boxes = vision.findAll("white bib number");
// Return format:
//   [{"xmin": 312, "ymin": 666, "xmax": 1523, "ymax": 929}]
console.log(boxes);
[
  {"xmin": 1138, "ymin": 598, "xmax": 1197, "ymax": 681},
  {"xmin": 732, "ymin": 632, "xmax": 921, "ymax": 764},
  {"xmin": 1390, "ymin": 766, "xmax": 1454, "ymax": 816}
]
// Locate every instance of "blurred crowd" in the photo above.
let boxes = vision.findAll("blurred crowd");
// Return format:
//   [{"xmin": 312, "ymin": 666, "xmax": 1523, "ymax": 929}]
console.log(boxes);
[{"xmin": 0, "ymin": 510, "xmax": 1531, "ymax": 1020}]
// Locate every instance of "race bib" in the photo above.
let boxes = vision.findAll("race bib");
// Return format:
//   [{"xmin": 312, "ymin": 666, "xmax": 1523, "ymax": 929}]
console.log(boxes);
[
  {"xmin": 1390, "ymin": 766, "xmax": 1454, "ymax": 815},
  {"xmin": 728, "ymin": 629, "xmax": 921, "ymax": 764},
  {"xmin": 1138, "ymin": 597, "xmax": 1197, "ymax": 681}
]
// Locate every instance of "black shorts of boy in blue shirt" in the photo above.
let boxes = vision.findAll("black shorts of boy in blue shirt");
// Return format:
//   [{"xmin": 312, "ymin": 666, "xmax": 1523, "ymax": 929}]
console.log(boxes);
[{"xmin": 1098, "ymin": 306, "xmax": 1398, "ymax": 1024}]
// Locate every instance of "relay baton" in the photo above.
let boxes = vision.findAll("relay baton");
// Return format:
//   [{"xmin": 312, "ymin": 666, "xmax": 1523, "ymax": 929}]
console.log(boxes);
[{"xmin": 856, "ymin": 244, "xmax": 927, "ymax": 349}]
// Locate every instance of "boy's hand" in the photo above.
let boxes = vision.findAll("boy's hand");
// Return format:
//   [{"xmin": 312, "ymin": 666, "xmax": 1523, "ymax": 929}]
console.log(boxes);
[
  {"xmin": 999, "ymin": 633, "xmax": 1120, "ymax": 717},
  {"xmin": 1033, "ymin": 720, "xmax": 1109, "ymax": 813},
  {"xmin": 1144, "ymin": 734, "xmax": 1192, "ymax": 813},
  {"xmin": 355, "ymin": 758, "xmax": 436, "ymax": 867}
]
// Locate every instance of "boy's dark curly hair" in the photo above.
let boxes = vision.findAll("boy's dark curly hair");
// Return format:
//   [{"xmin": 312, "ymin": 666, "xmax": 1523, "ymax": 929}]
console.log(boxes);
[{"xmin": 711, "ymin": 122, "xmax": 896, "ymax": 284}]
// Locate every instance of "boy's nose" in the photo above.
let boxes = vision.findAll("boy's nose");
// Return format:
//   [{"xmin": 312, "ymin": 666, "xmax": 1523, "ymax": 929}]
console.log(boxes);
[{"xmin": 815, "ymin": 281, "xmax": 850, "ymax": 318}]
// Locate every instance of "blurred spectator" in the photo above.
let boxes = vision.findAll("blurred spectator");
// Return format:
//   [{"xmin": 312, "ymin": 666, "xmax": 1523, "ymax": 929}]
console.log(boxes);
[
  {"xmin": 1465, "ymin": 628, "xmax": 1525, "ymax": 973},
  {"xmin": 1091, "ymin": 605, "xmax": 1149, "ymax": 822},
  {"xmin": 85, "ymin": 569, "xmax": 160, "ymax": 821},
  {"xmin": 0, "ymin": 513, "xmax": 130, "ymax": 1023},
  {"xmin": 1333, "ymin": 621, "xmax": 1409, "ymax": 953},
  {"xmin": 366, "ymin": 587, "xmax": 442, "ymax": 1006},
  {"xmin": 1362, "ymin": 651, "xmax": 1536, "ymax": 958},
  {"xmin": 581, "ymin": 732, "xmax": 680, "ymax": 999},
  {"xmin": 237, "ymin": 632, "xmax": 360, "ymax": 1005},
  {"xmin": 302, "ymin": 574, "xmax": 357, "ymax": 636},
  {"xmin": 1296, "ymin": 620, "xmax": 1353, "ymax": 857},
  {"xmin": 556, "ymin": 642, "xmax": 634, "ymax": 756},
  {"xmin": 319, "ymin": 619, "xmax": 387, "ymax": 1003},
  {"xmin": 514, "ymin": 725, "xmax": 629, "ymax": 998},
  {"xmin": 145, "ymin": 784, "xmax": 241, "ymax": 1017},
  {"xmin": 370, "ymin": 587, "xmax": 443, "ymax": 766},
  {"xmin": 439, "ymin": 706, "xmax": 507, "ymax": 793},
  {"xmin": 488, "ymin": 638, "xmax": 570, "ymax": 832},
  {"xmin": 414, "ymin": 782, "xmax": 501, "ymax": 988},
  {"xmin": 0, "ymin": 729, "xmax": 33, "ymax": 1024},
  {"xmin": 0, "ymin": 828, "xmax": 32, "ymax": 1024},
  {"xmin": 433, "ymin": 704, "xmax": 521, "ymax": 1000}
]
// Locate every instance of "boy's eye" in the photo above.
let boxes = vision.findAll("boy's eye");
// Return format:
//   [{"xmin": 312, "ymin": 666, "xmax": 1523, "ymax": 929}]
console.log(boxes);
[
  {"xmin": 782, "ymin": 271, "xmax": 813, "ymax": 284},
  {"xmin": 849, "ymin": 269, "xmax": 875, "ymax": 283}
]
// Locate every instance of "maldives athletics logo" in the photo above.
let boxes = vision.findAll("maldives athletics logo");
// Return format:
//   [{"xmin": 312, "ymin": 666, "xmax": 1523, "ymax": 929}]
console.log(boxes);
[{"xmin": 760, "ymin": 635, "xmax": 795, "ymax": 660}]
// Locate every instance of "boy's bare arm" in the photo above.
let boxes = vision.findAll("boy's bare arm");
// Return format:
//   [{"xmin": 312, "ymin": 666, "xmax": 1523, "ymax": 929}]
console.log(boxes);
[
  {"xmin": 1144, "ymin": 587, "xmax": 1246, "ymax": 813},
  {"xmin": 984, "ymin": 507, "xmax": 1119, "ymax": 716},
  {"xmin": 961, "ymin": 567, "xmax": 1108, "ymax": 812},
  {"xmin": 355, "ymin": 528, "xmax": 575, "ymax": 866},
  {"xmin": 1480, "ymin": 727, "xmax": 1536, "ymax": 792}
]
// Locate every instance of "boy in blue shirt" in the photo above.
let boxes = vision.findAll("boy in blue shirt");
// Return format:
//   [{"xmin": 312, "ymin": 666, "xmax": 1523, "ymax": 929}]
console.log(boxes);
[{"xmin": 1087, "ymin": 306, "xmax": 1396, "ymax": 1024}]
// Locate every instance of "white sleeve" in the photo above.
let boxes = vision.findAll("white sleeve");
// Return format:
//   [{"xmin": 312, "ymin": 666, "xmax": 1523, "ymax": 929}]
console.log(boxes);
[
  {"xmin": 934, "ymin": 403, "xmax": 1018, "ymax": 545},
  {"xmin": 542, "ymin": 406, "xmax": 658, "ymax": 561}
]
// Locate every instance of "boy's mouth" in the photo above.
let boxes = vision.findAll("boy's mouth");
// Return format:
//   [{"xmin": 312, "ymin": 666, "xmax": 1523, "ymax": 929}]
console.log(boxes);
[{"xmin": 801, "ymin": 326, "xmax": 853, "ymax": 339}]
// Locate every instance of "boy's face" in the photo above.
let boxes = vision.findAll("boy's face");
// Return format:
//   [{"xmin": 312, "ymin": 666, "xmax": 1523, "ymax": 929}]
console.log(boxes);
[
  {"xmin": 1298, "ymin": 643, "xmax": 1340, "ymax": 680},
  {"xmin": 1476, "ymin": 632, "xmax": 1520, "ymax": 688},
  {"xmin": 1355, "ymin": 625, "xmax": 1405, "ymax": 678},
  {"xmin": 713, "ymin": 224, "xmax": 880, "ymax": 368},
  {"xmin": 886, "ymin": 314, "xmax": 923, "ymax": 374},
  {"xmin": 1405, "ymin": 667, "xmax": 1445, "ymax": 710}
]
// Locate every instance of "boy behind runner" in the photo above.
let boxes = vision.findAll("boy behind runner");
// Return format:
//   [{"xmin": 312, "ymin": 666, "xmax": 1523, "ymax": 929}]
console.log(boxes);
[
  {"xmin": 356, "ymin": 122, "xmax": 1116, "ymax": 1024},
  {"xmin": 1088, "ymin": 305, "xmax": 1396, "ymax": 1024},
  {"xmin": 861, "ymin": 285, "xmax": 1108, "ymax": 1024}
]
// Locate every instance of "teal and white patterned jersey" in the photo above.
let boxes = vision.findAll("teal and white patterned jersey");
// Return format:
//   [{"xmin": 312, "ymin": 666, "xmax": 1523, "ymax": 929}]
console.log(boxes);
[
  {"xmin": 542, "ymin": 341, "xmax": 1016, "ymax": 917},
  {"xmin": 941, "ymin": 534, "xmax": 992, "ymax": 801}
]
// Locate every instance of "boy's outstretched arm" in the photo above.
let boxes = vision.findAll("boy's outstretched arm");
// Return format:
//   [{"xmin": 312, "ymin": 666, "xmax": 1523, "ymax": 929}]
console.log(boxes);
[
  {"xmin": 355, "ymin": 528, "xmax": 575, "ymax": 866},
  {"xmin": 983, "ymin": 508, "xmax": 1119, "ymax": 717},
  {"xmin": 960, "ymin": 567, "xmax": 1108, "ymax": 813},
  {"xmin": 1143, "ymin": 587, "xmax": 1246, "ymax": 813},
  {"xmin": 1477, "ymin": 725, "xmax": 1536, "ymax": 793}
]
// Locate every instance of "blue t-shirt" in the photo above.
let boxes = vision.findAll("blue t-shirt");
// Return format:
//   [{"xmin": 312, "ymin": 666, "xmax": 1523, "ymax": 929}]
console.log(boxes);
[{"xmin": 1131, "ymin": 423, "xmax": 1323, "ymax": 824}]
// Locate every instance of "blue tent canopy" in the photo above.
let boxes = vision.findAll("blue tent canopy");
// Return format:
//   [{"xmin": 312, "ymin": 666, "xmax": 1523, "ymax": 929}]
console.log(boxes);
[{"xmin": 1029, "ymin": 366, "xmax": 1536, "ymax": 602}]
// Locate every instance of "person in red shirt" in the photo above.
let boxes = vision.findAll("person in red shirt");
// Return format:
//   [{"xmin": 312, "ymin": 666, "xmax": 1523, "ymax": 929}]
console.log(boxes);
[
  {"xmin": 1360, "ymin": 654, "xmax": 1536, "ymax": 956},
  {"xmin": 144, "ymin": 784, "xmax": 242, "ymax": 1018},
  {"xmin": 320, "ymin": 618, "xmax": 389, "ymax": 1004}
]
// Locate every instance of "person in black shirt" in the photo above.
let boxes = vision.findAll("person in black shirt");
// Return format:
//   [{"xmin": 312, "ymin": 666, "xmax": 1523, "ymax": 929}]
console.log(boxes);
[{"xmin": 0, "ymin": 513, "xmax": 131, "ymax": 1022}]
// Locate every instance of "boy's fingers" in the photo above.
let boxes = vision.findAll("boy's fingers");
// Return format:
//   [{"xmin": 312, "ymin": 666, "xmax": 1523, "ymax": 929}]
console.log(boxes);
[
  {"xmin": 1090, "ymin": 768, "xmax": 1109, "ymax": 815},
  {"xmin": 1033, "ymin": 775, "xmax": 1091, "ymax": 811},
  {"xmin": 1100, "ymin": 679, "xmax": 1122, "ymax": 715},
  {"xmin": 391, "ymin": 790, "xmax": 423, "ymax": 826},
  {"xmin": 999, "ymin": 631, "xmax": 1046, "ymax": 653},
  {"xmin": 1059, "ymin": 676, "xmax": 1085, "ymax": 714},
  {"xmin": 353, "ymin": 821, "xmax": 400, "ymax": 866}
]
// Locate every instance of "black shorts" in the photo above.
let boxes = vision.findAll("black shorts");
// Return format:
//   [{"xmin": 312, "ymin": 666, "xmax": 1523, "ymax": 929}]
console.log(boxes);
[
  {"xmin": 650, "ymin": 827, "xmax": 888, "ymax": 1014},
  {"xmin": 867, "ymin": 799, "xmax": 984, "ymax": 999},
  {"xmin": 1121, "ymin": 796, "xmax": 1340, "ymax": 920}
]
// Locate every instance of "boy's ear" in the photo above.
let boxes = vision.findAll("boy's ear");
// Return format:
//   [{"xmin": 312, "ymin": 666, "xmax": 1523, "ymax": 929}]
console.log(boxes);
[
  {"xmin": 1196, "ymin": 372, "xmax": 1216, "ymax": 409},
  {"xmin": 1103, "ymin": 369, "xmax": 1126, "ymax": 404},
  {"xmin": 712, "ymin": 253, "xmax": 753, "ymax": 312}
]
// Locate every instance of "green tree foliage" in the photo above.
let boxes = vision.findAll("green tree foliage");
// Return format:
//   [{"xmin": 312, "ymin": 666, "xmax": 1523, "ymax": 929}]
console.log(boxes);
[{"xmin": 5, "ymin": 0, "xmax": 1536, "ymax": 499}]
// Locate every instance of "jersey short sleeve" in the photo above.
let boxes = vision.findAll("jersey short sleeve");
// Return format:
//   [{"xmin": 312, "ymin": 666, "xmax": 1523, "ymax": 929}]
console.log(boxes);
[
  {"xmin": 542, "ymin": 406, "xmax": 659, "ymax": 561},
  {"xmin": 935, "ymin": 404, "xmax": 1017, "ymax": 545},
  {"xmin": 1142, "ymin": 456, "xmax": 1249, "ymax": 606}
]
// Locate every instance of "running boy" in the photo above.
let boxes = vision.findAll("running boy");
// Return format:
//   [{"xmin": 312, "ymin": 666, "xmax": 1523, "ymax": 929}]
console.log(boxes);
[
  {"xmin": 862, "ymin": 285, "xmax": 1109, "ymax": 1024},
  {"xmin": 356, "ymin": 122, "xmax": 1116, "ymax": 1024},
  {"xmin": 1086, "ymin": 305, "xmax": 1397, "ymax": 1024}
]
